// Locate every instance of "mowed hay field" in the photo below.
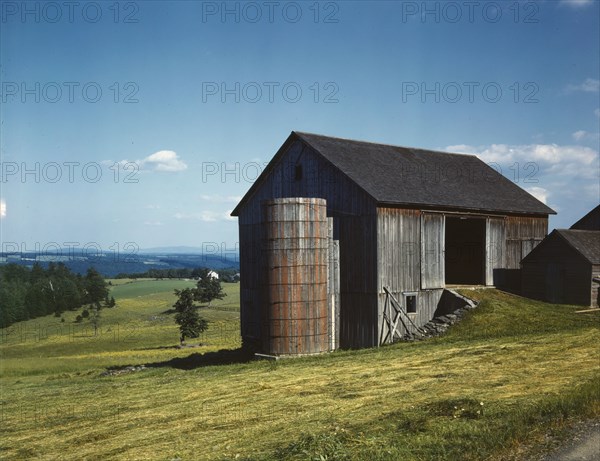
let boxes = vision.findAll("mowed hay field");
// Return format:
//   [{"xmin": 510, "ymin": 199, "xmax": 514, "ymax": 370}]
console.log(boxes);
[{"xmin": 0, "ymin": 283, "xmax": 598, "ymax": 461}]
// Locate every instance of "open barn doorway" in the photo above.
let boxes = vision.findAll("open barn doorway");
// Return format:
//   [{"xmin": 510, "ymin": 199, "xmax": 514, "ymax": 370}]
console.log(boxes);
[{"xmin": 445, "ymin": 216, "xmax": 486, "ymax": 285}]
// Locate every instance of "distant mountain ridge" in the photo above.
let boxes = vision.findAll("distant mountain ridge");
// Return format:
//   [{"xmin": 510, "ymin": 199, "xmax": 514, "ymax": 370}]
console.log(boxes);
[
  {"xmin": 0, "ymin": 250, "xmax": 240, "ymax": 277},
  {"xmin": 139, "ymin": 246, "xmax": 210, "ymax": 254}
]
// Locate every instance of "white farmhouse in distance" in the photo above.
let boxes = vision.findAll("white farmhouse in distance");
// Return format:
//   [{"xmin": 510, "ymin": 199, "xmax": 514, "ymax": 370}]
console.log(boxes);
[{"xmin": 207, "ymin": 270, "xmax": 219, "ymax": 280}]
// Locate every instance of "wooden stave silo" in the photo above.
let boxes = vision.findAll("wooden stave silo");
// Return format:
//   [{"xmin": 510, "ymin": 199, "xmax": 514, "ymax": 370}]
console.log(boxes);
[{"xmin": 262, "ymin": 198, "xmax": 329, "ymax": 356}]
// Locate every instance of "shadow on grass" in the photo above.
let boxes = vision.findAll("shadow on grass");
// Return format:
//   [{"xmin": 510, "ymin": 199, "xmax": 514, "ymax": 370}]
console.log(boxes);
[
  {"xmin": 161, "ymin": 305, "xmax": 209, "ymax": 315},
  {"xmin": 134, "ymin": 345, "xmax": 182, "ymax": 351},
  {"xmin": 144, "ymin": 347, "xmax": 254, "ymax": 370}
]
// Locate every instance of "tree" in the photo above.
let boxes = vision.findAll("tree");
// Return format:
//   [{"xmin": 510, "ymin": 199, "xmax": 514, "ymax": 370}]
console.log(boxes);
[
  {"xmin": 29, "ymin": 263, "xmax": 45, "ymax": 283},
  {"xmin": 194, "ymin": 269, "xmax": 226, "ymax": 306},
  {"xmin": 53, "ymin": 278, "xmax": 82, "ymax": 313},
  {"xmin": 25, "ymin": 279, "xmax": 52, "ymax": 318},
  {"xmin": 84, "ymin": 268, "xmax": 108, "ymax": 305},
  {"xmin": 173, "ymin": 288, "xmax": 208, "ymax": 346},
  {"xmin": 0, "ymin": 263, "xmax": 89, "ymax": 328},
  {"xmin": 89, "ymin": 304, "xmax": 101, "ymax": 336}
]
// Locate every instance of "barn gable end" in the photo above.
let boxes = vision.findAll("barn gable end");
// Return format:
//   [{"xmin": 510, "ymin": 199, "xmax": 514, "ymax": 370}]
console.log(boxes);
[{"xmin": 233, "ymin": 136, "xmax": 378, "ymax": 351}]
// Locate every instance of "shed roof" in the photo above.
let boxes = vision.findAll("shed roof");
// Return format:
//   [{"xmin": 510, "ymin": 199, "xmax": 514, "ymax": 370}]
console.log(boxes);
[
  {"xmin": 232, "ymin": 132, "xmax": 556, "ymax": 216},
  {"xmin": 555, "ymin": 229, "xmax": 600, "ymax": 264}
]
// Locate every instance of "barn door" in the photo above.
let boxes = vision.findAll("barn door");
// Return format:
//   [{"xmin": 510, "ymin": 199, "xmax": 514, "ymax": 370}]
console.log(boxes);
[
  {"xmin": 485, "ymin": 218, "xmax": 506, "ymax": 286},
  {"xmin": 421, "ymin": 213, "xmax": 445, "ymax": 289}
]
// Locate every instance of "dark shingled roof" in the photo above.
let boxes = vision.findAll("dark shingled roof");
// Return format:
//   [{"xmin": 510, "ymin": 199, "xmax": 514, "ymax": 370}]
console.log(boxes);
[
  {"xmin": 232, "ymin": 132, "xmax": 556, "ymax": 216},
  {"xmin": 555, "ymin": 229, "xmax": 600, "ymax": 264},
  {"xmin": 570, "ymin": 205, "xmax": 600, "ymax": 231},
  {"xmin": 294, "ymin": 132, "xmax": 554, "ymax": 215}
]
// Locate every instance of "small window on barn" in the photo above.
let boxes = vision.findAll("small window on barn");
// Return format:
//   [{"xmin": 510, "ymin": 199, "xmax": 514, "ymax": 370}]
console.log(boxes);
[
  {"xmin": 404, "ymin": 293, "xmax": 417, "ymax": 314},
  {"xmin": 294, "ymin": 164, "xmax": 303, "ymax": 181}
]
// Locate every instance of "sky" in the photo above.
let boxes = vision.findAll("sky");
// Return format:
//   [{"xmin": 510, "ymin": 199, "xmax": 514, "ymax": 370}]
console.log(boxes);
[{"xmin": 1, "ymin": 0, "xmax": 599, "ymax": 256}]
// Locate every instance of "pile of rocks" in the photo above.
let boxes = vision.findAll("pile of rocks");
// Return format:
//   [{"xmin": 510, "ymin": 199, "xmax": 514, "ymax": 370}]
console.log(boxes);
[
  {"xmin": 401, "ymin": 292, "xmax": 478, "ymax": 341},
  {"xmin": 100, "ymin": 365, "xmax": 146, "ymax": 377}
]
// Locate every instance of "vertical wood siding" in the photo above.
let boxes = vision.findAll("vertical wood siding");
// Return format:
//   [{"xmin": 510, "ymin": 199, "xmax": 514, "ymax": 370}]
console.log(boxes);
[
  {"xmin": 591, "ymin": 266, "xmax": 600, "ymax": 308},
  {"xmin": 421, "ymin": 213, "xmax": 445, "ymax": 289},
  {"xmin": 505, "ymin": 216, "xmax": 548, "ymax": 268},
  {"xmin": 238, "ymin": 140, "xmax": 378, "ymax": 351},
  {"xmin": 327, "ymin": 217, "xmax": 340, "ymax": 350},
  {"xmin": 486, "ymin": 217, "xmax": 506, "ymax": 285},
  {"xmin": 376, "ymin": 209, "xmax": 446, "ymax": 341}
]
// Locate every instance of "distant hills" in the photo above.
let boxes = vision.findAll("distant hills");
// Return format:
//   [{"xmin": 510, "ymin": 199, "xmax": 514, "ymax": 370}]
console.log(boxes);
[
  {"xmin": 139, "ymin": 246, "xmax": 210, "ymax": 254},
  {"xmin": 0, "ymin": 249, "xmax": 240, "ymax": 277}
]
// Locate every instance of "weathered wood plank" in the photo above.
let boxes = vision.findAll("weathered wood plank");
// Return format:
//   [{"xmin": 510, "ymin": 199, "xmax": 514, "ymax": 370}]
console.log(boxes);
[{"xmin": 421, "ymin": 213, "xmax": 445, "ymax": 289}]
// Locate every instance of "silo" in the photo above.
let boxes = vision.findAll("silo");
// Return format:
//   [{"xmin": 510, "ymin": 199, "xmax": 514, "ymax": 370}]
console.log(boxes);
[{"xmin": 262, "ymin": 198, "xmax": 329, "ymax": 355}]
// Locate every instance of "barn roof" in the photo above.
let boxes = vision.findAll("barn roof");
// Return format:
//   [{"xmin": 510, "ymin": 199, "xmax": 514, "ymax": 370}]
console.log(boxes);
[
  {"xmin": 231, "ymin": 132, "xmax": 555, "ymax": 216},
  {"xmin": 555, "ymin": 229, "xmax": 600, "ymax": 264},
  {"xmin": 570, "ymin": 205, "xmax": 600, "ymax": 231}
]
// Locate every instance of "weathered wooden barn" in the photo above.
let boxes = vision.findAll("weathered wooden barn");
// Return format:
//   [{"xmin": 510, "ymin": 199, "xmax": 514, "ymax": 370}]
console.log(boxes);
[
  {"xmin": 521, "ymin": 206, "xmax": 600, "ymax": 307},
  {"xmin": 231, "ymin": 132, "xmax": 555, "ymax": 354}
]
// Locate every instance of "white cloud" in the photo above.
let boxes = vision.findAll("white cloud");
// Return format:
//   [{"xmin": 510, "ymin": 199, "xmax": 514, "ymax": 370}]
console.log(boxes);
[
  {"xmin": 572, "ymin": 130, "xmax": 600, "ymax": 142},
  {"xmin": 446, "ymin": 142, "xmax": 600, "ymax": 221},
  {"xmin": 525, "ymin": 186, "xmax": 550, "ymax": 204},
  {"xmin": 174, "ymin": 210, "xmax": 235, "ymax": 222},
  {"xmin": 144, "ymin": 221, "xmax": 163, "ymax": 226},
  {"xmin": 565, "ymin": 78, "xmax": 600, "ymax": 93},
  {"xmin": 560, "ymin": 0, "xmax": 594, "ymax": 6},
  {"xmin": 109, "ymin": 150, "xmax": 188, "ymax": 174},
  {"xmin": 447, "ymin": 143, "xmax": 598, "ymax": 178},
  {"xmin": 141, "ymin": 150, "xmax": 187, "ymax": 172},
  {"xmin": 199, "ymin": 194, "xmax": 242, "ymax": 203},
  {"xmin": 0, "ymin": 199, "xmax": 6, "ymax": 218}
]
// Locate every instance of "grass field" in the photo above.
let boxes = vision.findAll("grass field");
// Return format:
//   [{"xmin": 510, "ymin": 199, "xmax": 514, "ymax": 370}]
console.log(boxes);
[{"xmin": 0, "ymin": 282, "xmax": 598, "ymax": 460}]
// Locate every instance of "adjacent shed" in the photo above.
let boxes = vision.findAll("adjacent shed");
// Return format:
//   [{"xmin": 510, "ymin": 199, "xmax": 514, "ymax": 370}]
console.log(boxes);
[
  {"xmin": 231, "ymin": 132, "xmax": 555, "ymax": 353},
  {"xmin": 521, "ymin": 229, "xmax": 600, "ymax": 307}
]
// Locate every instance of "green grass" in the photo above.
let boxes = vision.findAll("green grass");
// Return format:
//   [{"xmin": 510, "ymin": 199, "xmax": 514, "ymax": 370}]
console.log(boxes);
[
  {"xmin": 0, "ymin": 285, "xmax": 598, "ymax": 460},
  {"xmin": 0, "ymin": 280, "xmax": 240, "ymax": 377},
  {"xmin": 110, "ymin": 278, "xmax": 197, "ymax": 300}
]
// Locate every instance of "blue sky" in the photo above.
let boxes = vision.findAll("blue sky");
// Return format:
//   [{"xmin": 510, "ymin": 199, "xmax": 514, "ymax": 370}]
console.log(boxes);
[{"xmin": 1, "ymin": 0, "xmax": 599, "ymax": 254}]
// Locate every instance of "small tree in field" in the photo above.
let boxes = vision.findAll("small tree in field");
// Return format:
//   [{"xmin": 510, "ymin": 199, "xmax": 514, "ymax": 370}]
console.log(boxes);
[
  {"xmin": 173, "ymin": 288, "xmax": 208, "ymax": 346},
  {"xmin": 89, "ymin": 304, "xmax": 101, "ymax": 336},
  {"xmin": 194, "ymin": 269, "xmax": 226, "ymax": 306}
]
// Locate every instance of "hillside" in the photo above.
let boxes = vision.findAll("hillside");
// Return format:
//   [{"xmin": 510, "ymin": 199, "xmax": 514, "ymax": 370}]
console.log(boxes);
[{"xmin": 0, "ymin": 285, "xmax": 598, "ymax": 460}]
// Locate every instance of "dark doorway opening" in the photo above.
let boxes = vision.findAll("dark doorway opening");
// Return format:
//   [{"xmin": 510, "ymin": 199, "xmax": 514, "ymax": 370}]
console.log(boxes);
[{"xmin": 445, "ymin": 217, "xmax": 485, "ymax": 285}]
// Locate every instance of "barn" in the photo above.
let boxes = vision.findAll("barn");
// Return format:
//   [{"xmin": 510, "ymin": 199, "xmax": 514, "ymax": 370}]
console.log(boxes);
[
  {"xmin": 521, "ymin": 207, "xmax": 600, "ymax": 307},
  {"xmin": 231, "ymin": 132, "xmax": 555, "ymax": 355}
]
